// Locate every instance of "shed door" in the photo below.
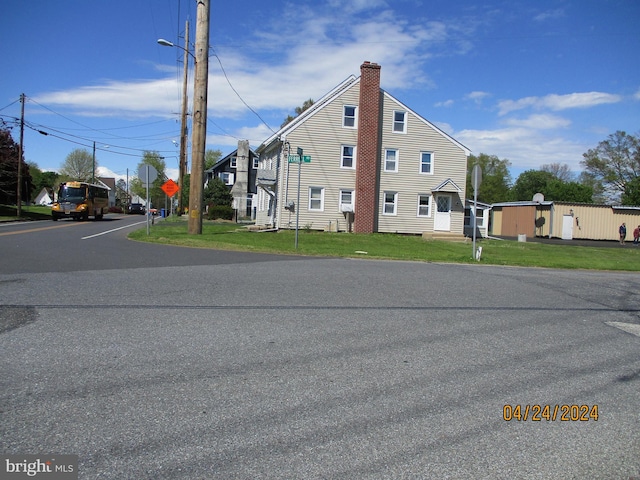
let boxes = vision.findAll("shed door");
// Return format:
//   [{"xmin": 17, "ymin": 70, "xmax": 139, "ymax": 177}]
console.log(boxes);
[
  {"xmin": 561, "ymin": 215, "xmax": 573, "ymax": 240},
  {"xmin": 434, "ymin": 194, "xmax": 451, "ymax": 231}
]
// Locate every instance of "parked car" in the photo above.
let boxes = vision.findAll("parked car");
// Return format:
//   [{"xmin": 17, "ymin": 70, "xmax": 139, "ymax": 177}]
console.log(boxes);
[{"xmin": 128, "ymin": 203, "xmax": 145, "ymax": 214}]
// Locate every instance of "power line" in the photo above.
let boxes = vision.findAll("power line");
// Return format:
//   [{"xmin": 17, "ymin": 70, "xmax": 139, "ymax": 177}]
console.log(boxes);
[{"xmin": 209, "ymin": 46, "xmax": 276, "ymax": 135}]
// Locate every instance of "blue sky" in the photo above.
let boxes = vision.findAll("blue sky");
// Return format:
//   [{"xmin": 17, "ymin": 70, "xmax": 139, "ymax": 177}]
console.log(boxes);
[{"xmin": 2, "ymin": 0, "xmax": 639, "ymax": 184}]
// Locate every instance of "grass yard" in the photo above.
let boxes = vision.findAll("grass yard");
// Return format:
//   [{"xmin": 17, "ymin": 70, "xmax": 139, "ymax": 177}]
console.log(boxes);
[
  {"xmin": 129, "ymin": 218, "xmax": 640, "ymax": 271},
  {"xmin": 0, "ymin": 204, "xmax": 52, "ymax": 221}
]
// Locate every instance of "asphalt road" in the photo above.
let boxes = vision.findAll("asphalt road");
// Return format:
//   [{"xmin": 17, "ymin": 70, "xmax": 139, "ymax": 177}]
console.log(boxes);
[{"xmin": 1, "ymin": 215, "xmax": 639, "ymax": 479}]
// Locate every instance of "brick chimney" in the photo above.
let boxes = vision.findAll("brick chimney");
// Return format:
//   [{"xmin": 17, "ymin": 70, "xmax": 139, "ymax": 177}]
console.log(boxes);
[{"xmin": 354, "ymin": 61, "xmax": 381, "ymax": 233}]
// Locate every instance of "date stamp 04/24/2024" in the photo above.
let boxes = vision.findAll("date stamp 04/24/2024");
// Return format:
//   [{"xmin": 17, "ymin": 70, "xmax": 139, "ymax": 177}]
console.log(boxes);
[{"xmin": 503, "ymin": 404, "xmax": 599, "ymax": 422}]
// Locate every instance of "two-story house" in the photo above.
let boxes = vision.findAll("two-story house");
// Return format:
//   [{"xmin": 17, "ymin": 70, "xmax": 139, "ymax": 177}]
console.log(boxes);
[
  {"xmin": 205, "ymin": 140, "xmax": 259, "ymax": 218},
  {"xmin": 255, "ymin": 61, "xmax": 470, "ymax": 235}
]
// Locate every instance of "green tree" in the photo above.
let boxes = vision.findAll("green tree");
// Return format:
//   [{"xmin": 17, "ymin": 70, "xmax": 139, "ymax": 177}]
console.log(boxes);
[
  {"xmin": 510, "ymin": 170, "xmax": 557, "ymax": 201},
  {"xmin": 511, "ymin": 169, "xmax": 593, "ymax": 203},
  {"xmin": 581, "ymin": 130, "xmax": 640, "ymax": 202},
  {"xmin": 281, "ymin": 98, "xmax": 315, "ymax": 128},
  {"xmin": 545, "ymin": 179, "xmax": 593, "ymax": 203},
  {"xmin": 203, "ymin": 176, "xmax": 233, "ymax": 206},
  {"xmin": 0, "ymin": 128, "xmax": 31, "ymax": 205},
  {"xmin": 59, "ymin": 148, "xmax": 96, "ymax": 182},
  {"xmin": 466, "ymin": 153, "xmax": 512, "ymax": 204},
  {"xmin": 130, "ymin": 151, "xmax": 167, "ymax": 210},
  {"xmin": 115, "ymin": 178, "xmax": 128, "ymax": 206},
  {"xmin": 28, "ymin": 163, "xmax": 59, "ymax": 201},
  {"xmin": 540, "ymin": 162, "xmax": 574, "ymax": 182},
  {"xmin": 577, "ymin": 171, "xmax": 607, "ymax": 204},
  {"xmin": 179, "ymin": 173, "xmax": 190, "ymax": 214},
  {"xmin": 621, "ymin": 177, "xmax": 640, "ymax": 205}
]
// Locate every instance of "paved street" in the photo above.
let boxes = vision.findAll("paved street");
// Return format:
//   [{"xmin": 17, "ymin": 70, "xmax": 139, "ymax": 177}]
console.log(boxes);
[{"xmin": 1, "ymin": 217, "xmax": 639, "ymax": 479}]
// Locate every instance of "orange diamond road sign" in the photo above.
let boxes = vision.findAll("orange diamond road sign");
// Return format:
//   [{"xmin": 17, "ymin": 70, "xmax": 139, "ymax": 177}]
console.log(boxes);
[{"xmin": 161, "ymin": 179, "xmax": 180, "ymax": 197}]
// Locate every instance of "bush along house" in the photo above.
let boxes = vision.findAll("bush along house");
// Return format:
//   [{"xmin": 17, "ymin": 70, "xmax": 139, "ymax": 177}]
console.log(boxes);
[{"xmin": 254, "ymin": 61, "xmax": 470, "ymax": 237}]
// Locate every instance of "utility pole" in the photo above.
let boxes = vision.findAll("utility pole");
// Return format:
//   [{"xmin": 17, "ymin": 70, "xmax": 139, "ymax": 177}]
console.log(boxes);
[
  {"xmin": 16, "ymin": 93, "xmax": 25, "ymax": 217},
  {"xmin": 92, "ymin": 141, "xmax": 96, "ymax": 183},
  {"xmin": 178, "ymin": 19, "xmax": 189, "ymax": 216},
  {"xmin": 187, "ymin": 0, "xmax": 210, "ymax": 235}
]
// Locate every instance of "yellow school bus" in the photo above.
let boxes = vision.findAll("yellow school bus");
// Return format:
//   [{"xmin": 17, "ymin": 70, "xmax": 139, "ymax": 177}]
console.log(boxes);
[{"xmin": 51, "ymin": 181, "xmax": 109, "ymax": 221}]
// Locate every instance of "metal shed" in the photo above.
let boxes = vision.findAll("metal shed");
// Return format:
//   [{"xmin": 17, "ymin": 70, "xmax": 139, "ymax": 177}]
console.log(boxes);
[{"xmin": 491, "ymin": 201, "xmax": 640, "ymax": 241}]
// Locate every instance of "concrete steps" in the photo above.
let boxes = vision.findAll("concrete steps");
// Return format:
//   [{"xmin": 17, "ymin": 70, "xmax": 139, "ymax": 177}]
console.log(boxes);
[{"xmin": 422, "ymin": 232, "xmax": 468, "ymax": 243}]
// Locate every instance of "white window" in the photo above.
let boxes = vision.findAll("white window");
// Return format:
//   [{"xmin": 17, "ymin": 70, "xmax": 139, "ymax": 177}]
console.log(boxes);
[
  {"xmin": 309, "ymin": 187, "xmax": 324, "ymax": 211},
  {"xmin": 230, "ymin": 157, "xmax": 237, "ymax": 168},
  {"xmin": 383, "ymin": 191, "xmax": 397, "ymax": 215},
  {"xmin": 339, "ymin": 189, "xmax": 354, "ymax": 212},
  {"xmin": 219, "ymin": 172, "xmax": 234, "ymax": 185},
  {"xmin": 341, "ymin": 145, "xmax": 355, "ymax": 169},
  {"xmin": 343, "ymin": 105, "xmax": 357, "ymax": 128},
  {"xmin": 465, "ymin": 206, "xmax": 485, "ymax": 227},
  {"xmin": 420, "ymin": 152, "xmax": 433, "ymax": 174},
  {"xmin": 384, "ymin": 149, "xmax": 398, "ymax": 172},
  {"xmin": 253, "ymin": 157, "xmax": 259, "ymax": 169},
  {"xmin": 417, "ymin": 194, "xmax": 431, "ymax": 217},
  {"xmin": 393, "ymin": 111, "xmax": 406, "ymax": 133}
]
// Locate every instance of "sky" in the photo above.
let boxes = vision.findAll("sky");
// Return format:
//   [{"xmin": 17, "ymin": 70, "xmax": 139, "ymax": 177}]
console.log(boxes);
[{"xmin": 2, "ymin": 0, "xmax": 639, "ymax": 185}]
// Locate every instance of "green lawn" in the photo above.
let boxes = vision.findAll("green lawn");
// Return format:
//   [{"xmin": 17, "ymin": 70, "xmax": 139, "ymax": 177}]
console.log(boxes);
[
  {"xmin": 129, "ymin": 218, "xmax": 640, "ymax": 271},
  {"xmin": 0, "ymin": 204, "xmax": 52, "ymax": 221}
]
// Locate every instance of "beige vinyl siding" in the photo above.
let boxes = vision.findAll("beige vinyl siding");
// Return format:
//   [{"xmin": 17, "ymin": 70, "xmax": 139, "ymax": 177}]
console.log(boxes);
[
  {"xmin": 279, "ymin": 85, "xmax": 361, "ymax": 232},
  {"xmin": 377, "ymin": 93, "xmax": 468, "ymax": 234}
]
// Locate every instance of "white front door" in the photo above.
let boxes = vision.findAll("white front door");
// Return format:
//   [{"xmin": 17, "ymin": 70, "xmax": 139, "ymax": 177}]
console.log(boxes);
[
  {"xmin": 561, "ymin": 214, "xmax": 573, "ymax": 240},
  {"xmin": 434, "ymin": 194, "xmax": 451, "ymax": 231}
]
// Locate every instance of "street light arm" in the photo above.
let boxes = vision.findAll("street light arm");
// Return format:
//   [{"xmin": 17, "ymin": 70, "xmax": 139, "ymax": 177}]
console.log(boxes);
[{"xmin": 157, "ymin": 38, "xmax": 196, "ymax": 60}]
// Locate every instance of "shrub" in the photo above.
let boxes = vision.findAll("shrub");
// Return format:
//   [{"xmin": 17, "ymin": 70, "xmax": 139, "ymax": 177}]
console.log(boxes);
[{"xmin": 207, "ymin": 205, "xmax": 234, "ymax": 220}]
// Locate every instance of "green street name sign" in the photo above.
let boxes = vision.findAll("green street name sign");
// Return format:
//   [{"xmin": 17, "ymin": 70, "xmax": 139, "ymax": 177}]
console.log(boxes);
[{"xmin": 288, "ymin": 155, "xmax": 311, "ymax": 164}]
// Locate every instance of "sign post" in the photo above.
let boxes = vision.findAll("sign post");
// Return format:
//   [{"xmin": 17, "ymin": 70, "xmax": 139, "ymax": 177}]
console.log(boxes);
[
  {"xmin": 471, "ymin": 163, "xmax": 482, "ymax": 260},
  {"xmin": 139, "ymin": 164, "xmax": 158, "ymax": 236},
  {"xmin": 295, "ymin": 147, "xmax": 303, "ymax": 249}
]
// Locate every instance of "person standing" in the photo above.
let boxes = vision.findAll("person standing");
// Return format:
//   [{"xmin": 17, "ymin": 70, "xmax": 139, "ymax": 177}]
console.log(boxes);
[
  {"xmin": 619, "ymin": 223, "xmax": 627, "ymax": 244},
  {"xmin": 633, "ymin": 225, "xmax": 640, "ymax": 245}
]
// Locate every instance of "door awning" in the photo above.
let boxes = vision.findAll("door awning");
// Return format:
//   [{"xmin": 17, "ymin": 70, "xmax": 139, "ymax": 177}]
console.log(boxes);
[{"xmin": 432, "ymin": 178, "xmax": 462, "ymax": 193}]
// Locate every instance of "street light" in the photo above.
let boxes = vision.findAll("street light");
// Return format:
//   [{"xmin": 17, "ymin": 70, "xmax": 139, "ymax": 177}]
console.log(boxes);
[{"xmin": 158, "ymin": 26, "xmax": 192, "ymax": 218}]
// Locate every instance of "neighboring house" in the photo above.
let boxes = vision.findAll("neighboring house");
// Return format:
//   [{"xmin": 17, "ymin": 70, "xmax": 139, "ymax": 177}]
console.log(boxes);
[
  {"xmin": 205, "ymin": 140, "xmax": 258, "ymax": 218},
  {"xmin": 491, "ymin": 200, "xmax": 640, "ymax": 241},
  {"xmin": 34, "ymin": 187, "xmax": 54, "ymax": 205},
  {"xmin": 97, "ymin": 177, "xmax": 116, "ymax": 207},
  {"xmin": 464, "ymin": 200, "xmax": 492, "ymax": 239},
  {"xmin": 255, "ymin": 61, "xmax": 470, "ymax": 235}
]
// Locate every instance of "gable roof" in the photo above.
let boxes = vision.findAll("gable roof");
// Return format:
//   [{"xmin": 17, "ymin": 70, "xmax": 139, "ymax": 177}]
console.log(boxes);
[
  {"xmin": 256, "ymin": 71, "xmax": 470, "ymax": 156},
  {"xmin": 257, "ymin": 75, "xmax": 358, "ymax": 152},
  {"xmin": 432, "ymin": 178, "xmax": 462, "ymax": 193},
  {"xmin": 382, "ymin": 91, "xmax": 470, "ymax": 156},
  {"xmin": 206, "ymin": 148, "xmax": 258, "ymax": 173}
]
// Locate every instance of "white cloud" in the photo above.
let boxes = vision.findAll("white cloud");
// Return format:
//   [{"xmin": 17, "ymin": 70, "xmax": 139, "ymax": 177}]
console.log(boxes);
[
  {"xmin": 498, "ymin": 92, "xmax": 622, "ymax": 115},
  {"xmin": 533, "ymin": 9, "xmax": 565, "ymax": 22},
  {"xmin": 465, "ymin": 91, "xmax": 491, "ymax": 104},
  {"xmin": 435, "ymin": 99, "xmax": 455, "ymax": 108},
  {"xmin": 30, "ymin": 2, "xmax": 466, "ymax": 125},
  {"xmin": 454, "ymin": 126, "xmax": 586, "ymax": 172},
  {"xmin": 504, "ymin": 114, "xmax": 571, "ymax": 129},
  {"xmin": 634, "ymin": 88, "xmax": 640, "ymax": 101}
]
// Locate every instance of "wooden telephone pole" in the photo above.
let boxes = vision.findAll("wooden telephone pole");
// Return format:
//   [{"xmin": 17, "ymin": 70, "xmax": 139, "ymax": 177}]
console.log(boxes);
[
  {"xmin": 17, "ymin": 93, "xmax": 25, "ymax": 217},
  {"xmin": 178, "ymin": 20, "xmax": 189, "ymax": 216},
  {"xmin": 187, "ymin": 0, "xmax": 210, "ymax": 234}
]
